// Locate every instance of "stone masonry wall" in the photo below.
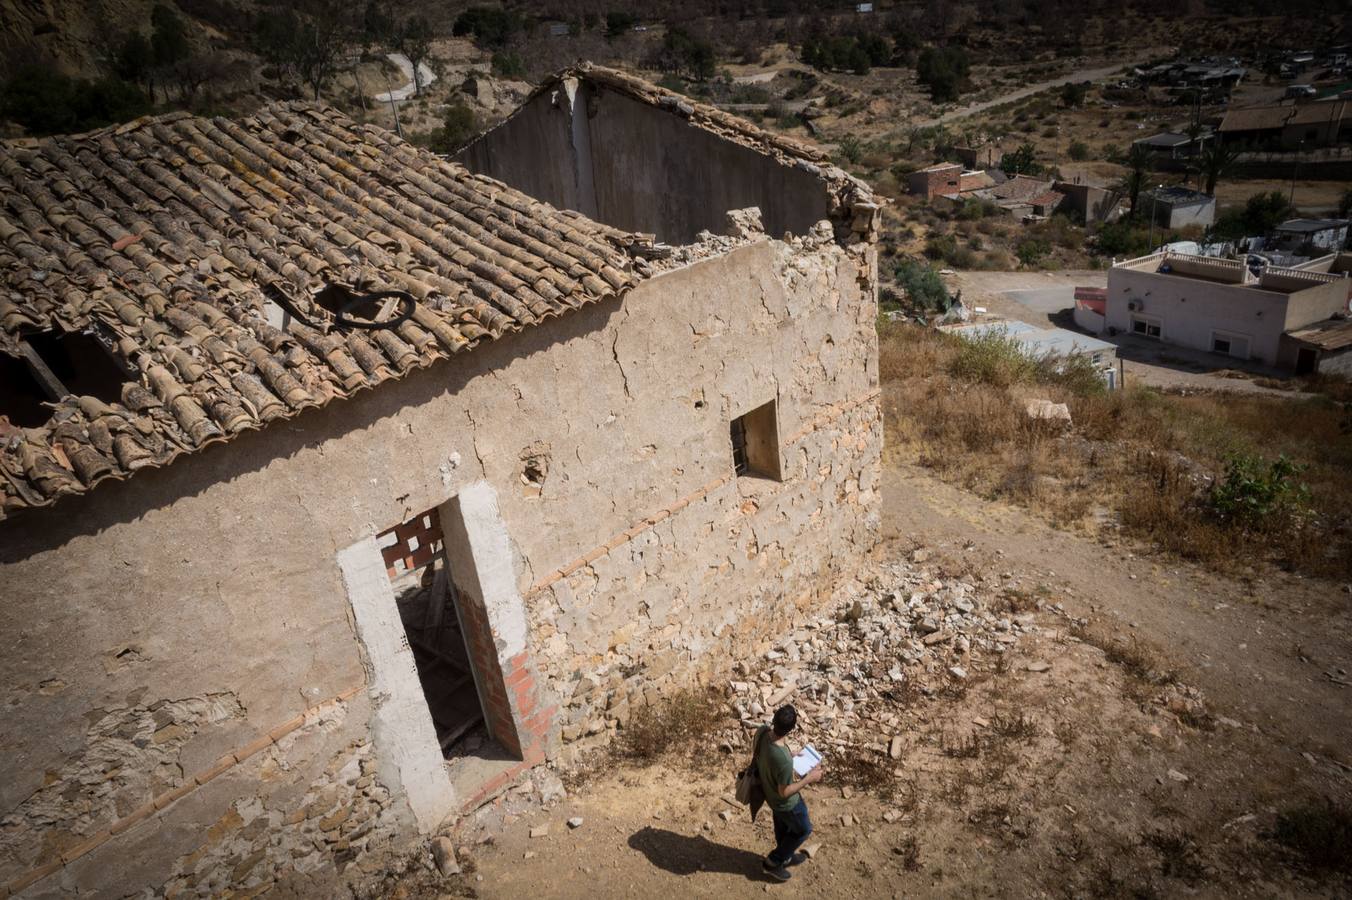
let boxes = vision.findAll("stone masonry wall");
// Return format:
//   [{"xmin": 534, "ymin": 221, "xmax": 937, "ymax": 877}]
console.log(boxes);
[{"xmin": 0, "ymin": 232, "xmax": 878, "ymax": 897}]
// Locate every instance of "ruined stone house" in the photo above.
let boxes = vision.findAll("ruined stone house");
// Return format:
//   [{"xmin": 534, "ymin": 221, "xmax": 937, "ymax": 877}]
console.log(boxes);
[{"xmin": 0, "ymin": 64, "xmax": 881, "ymax": 897}]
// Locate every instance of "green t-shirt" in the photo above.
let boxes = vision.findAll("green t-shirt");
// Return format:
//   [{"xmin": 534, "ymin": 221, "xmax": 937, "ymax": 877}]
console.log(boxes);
[{"xmin": 755, "ymin": 725, "xmax": 802, "ymax": 813}]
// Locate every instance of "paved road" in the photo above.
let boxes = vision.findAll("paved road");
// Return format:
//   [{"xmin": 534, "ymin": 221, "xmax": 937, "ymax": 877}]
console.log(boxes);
[{"xmin": 374, "ymin": 52, "xmax": 437, "ymax": 103}]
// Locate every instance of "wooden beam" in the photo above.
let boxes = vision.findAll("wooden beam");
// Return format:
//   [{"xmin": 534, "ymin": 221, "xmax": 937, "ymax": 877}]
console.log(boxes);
[{"xmin": 17, "ymin": 340, "xmax": 68, "ymax": 401}]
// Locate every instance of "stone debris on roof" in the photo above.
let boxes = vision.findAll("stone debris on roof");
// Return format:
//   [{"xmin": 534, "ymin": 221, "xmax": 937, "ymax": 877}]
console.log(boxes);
[{"xmin": 0, "ymin": 101, "xmax": 654, "ymax": 520}]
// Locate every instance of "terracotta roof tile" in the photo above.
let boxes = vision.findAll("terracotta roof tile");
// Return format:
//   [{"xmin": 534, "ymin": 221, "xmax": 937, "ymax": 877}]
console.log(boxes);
[{"xmin": 0, "ymin": 102, "xmax": 654, "ymax": 520}]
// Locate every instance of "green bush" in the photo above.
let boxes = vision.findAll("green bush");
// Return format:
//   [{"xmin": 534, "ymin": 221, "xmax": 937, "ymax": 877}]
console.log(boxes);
[
  {"xmin": 924, "ymin": 233, "xmax": 958, "ymax": 261},
  {"xmin": 1212, "ymin": 191, "xmax": 1296, "ymax": 241},
  {"xmin": 837, "ymin": 134, "xmax": 862, "ymax": 165},
  {"xmin": 949, "ymin": 330, "xmax": 1038, "ymax": 387},
  {"xmin": 1208, "ymin": 453, "xmax": 1311, "ymax": 531},
  {"xmin": 893, "ymin": 259, "xmax": 951, "ymax": 311},
  {"xmin": 950, "ymin": 328, "xmax": 1106, "ymax": 396},
  {"xmin": 491, "ymin": 51, "xmax": 524, "ymax": 78},
  {"xmin": 1059, "ymin": 82, "xmax": 1087, "ymax": 107},
  {"xmin": 956, "ymin": 197, "xmax": 1000, "ymax": 220},
  {"xmin": 1016, "ymin": 237, "xmax": 1051, "ymax": 266},
  {"xmin": 426, "ymin": 102, "xmax": 478, "ymax": 154},
  {"xmin": 1068, "ymin": 140, "xmax": 1090, "ymax": 161}
]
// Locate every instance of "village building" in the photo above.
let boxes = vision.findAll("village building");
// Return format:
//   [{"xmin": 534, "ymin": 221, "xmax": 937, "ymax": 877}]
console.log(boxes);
[
  {"xmin": 1271, "ymin": 217, "xmax": 1350, "ymax": 254},
  {"xmin": 905, "ymin": 162, "xmax": 990, "ymax": 202},
  {"xmin": 1142, "ymin": 186, "xmax": 1216, "ymax": 230},
  {"xmin": 0, "ymin": 64, "xmax": 882, "ymax": 898},
  {"xmin": 1101, "ymin": 250, "xmax": 1351, "ymax": 370},
  {"xmin": 1132, "ymin": 131, "xmax": 1212, "ymax": 161},
  {"xmin": 1218, "ymin": 98, "xmax": 1351, "ymax": 148}
]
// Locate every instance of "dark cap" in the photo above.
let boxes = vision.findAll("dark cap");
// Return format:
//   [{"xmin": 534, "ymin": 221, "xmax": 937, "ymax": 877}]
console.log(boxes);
[{"xmin": 772, "ymin": 705, "xmax": 798, "ymax": 736}]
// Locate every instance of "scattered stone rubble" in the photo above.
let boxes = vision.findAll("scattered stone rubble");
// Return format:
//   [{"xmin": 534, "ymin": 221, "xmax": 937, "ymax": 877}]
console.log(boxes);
[{"xmin": 720, "ymin": 553, "xmax": 1042, "ymax": 755}]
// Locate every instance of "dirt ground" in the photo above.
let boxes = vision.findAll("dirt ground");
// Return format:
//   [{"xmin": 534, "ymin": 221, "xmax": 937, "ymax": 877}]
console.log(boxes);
[{"xmin": 394, "ymin": 463, "xmax": 1351, "ymax": 899}]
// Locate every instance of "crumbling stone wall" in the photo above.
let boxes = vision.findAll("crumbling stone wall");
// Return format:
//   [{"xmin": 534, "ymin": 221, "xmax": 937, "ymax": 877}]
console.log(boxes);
[{"xmin": 0, "ymin": 231, "xmax": 878, "ymax": 896}]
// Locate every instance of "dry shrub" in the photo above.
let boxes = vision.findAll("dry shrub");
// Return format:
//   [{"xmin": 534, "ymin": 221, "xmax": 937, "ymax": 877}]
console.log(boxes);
[
  {"xmin": 829, "ymin": 745, "xmax": 901, "ymax": 799},
  {"xmin": 1270, "ymin": 800, "xmax": 1352, "ymax": 874},
  {"xmin": 618, "ymin": 686, "xmax": 727, "ymax": 762}
]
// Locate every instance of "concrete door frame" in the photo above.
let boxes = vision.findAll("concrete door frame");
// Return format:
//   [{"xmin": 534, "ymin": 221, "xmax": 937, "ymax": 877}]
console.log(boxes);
[{"xmin": 338, "ymin": 481, "xmax": 556, "ymax": 830}]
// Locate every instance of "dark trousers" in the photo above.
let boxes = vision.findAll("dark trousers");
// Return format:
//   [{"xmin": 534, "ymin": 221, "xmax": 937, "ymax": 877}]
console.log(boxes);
[{"xmin": 767, "ymin": 799, "xmax": 812, "ymax": 866}]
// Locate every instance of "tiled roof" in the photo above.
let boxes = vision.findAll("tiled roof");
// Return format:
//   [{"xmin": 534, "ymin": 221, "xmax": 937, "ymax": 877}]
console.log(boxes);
[
  {"xmin": 1287, "ymin": 317, "xmax": 1352, "ymax": 351},
  {"xmin": 1027, "ymin": 190, "xmax": 1065, "ymax": 209},
  {"xmin": 0, "ymin": 102, "xmax": 652, "ymax": 520},
  {"xmin": 991, "ymin": 175, "xmax": 1053, "ymax": 202}
]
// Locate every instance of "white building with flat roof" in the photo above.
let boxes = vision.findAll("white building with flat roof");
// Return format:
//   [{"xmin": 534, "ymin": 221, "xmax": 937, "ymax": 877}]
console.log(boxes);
[{"xmin": 1104, "ymin": 251, "xmax": 1351, "ymax": 369}]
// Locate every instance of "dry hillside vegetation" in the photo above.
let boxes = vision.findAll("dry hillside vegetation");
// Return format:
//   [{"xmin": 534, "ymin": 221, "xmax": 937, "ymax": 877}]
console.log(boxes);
[{"xmin": 879, "ymin": 322, "xmax": 1352, "ymax": 580}]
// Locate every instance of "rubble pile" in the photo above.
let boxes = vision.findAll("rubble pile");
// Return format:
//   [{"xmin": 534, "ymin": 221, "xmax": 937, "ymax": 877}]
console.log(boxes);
[{"xmin": 723, "ymin": 553, "xmax": 1043, "ymax": 754}]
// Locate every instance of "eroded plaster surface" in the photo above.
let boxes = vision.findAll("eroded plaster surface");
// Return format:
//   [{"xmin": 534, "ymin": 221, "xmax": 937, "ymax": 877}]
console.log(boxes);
[{"xmin": 0, "ymin": 231, "xmax": 878, "ymax": 897}]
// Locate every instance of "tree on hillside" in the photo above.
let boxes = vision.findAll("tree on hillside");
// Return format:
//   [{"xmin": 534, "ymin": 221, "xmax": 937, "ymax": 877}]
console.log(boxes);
[
  {"xmin": 151, "ymin": 4, "xmax": 190, "ymax": 71},
  {"xmin": 254, "ymin": 1, "xmax": 354, "ymax": 101},
  {"xmin": 1120, "ymin": 142, "xmax": 1153, "ymax": 216},
  {"xmin": 362, "ymin": 1, "xmax": 394, "ymax": 46},
  {"xmin": 1212, "ymin": 191, "xmax": 1295, "ymax": 240},
  {"xmin": 397, "ymin": 16, "xmax": 433, "ymax": 96},
  {"xmin": 149, "ymin": 3, "xmax": 190, "ymax": 102},
  {"xmin": 1001, "ymin": 142, "xmax": 1041, "ymax": 176},
  {"xmin": 1195, "ymin": 142, "xmax": 1242, "ymax": 196},
  {"xmin": 452, "ymin": 7, "xmax": 522, "ymax": 49},
  {"xmin": 915, "ymin": 45, "xmax": 969, "ymax": 103},
  {"xmin": 1059, "ymin": 81, "xmax": 1087, "ymax": 107},
  {"xmin": 114, "ymin": 32, "xmax": 154, "ymax": 94},
  {"xmin": 653, "ymin": 27, "xmax": 716, "ymax": 81}
]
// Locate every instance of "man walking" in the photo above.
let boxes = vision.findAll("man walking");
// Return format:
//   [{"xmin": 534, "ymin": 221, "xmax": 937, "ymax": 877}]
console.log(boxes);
[{"xmin": 755, "ymin": 705, "xmax": 822, "ymax": 882}]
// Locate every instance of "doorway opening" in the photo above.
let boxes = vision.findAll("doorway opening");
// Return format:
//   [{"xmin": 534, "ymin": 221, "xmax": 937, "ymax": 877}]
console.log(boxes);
[
  {"xmin": 1295, "ymin": 347, "xmax": 1318, "ymax": 375},
  {"xmin": 378, "ymin": 508, "xmax": 490, "ymax": 760}
]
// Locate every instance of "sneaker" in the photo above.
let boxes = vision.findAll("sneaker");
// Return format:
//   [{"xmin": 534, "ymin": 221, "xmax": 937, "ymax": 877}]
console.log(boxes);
[
  {"xmin": 762, "ymin": 860, "xmax": 793, "ymax": 882},
  {"xmin": 787, "ymin": 851, "xmax": 809, "ymax": 867}
]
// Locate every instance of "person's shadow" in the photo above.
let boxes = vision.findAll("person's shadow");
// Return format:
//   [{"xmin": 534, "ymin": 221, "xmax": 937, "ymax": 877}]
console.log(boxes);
[{"xmin": 627, "ymin": 826, "xmax": 767, "ymax": 880}]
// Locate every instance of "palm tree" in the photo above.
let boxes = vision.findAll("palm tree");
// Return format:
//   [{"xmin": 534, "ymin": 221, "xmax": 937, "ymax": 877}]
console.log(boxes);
[
  {"xmin": 1119, "ymin": 142, "xmax": 1153, "ymax": 217},
  {"xmin": 1195, "ymin": 142, "xmax": 1243, "ymax": 196}
]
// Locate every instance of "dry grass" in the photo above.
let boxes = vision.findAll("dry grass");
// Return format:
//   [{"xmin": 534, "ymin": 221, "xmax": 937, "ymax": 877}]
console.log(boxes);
[
  {"xmin": 618, "ymin": 687, "xmax": 728, "ymax": 763},
  {"xmin": 880, "ymin": 322, "xmax": 1352, "ymax": 580}
]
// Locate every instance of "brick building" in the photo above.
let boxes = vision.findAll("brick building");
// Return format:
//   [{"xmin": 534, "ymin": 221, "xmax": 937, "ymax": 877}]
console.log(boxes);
[{"xmin": 0, "ymin": 66, "xmax": 881, "ymax": 897}]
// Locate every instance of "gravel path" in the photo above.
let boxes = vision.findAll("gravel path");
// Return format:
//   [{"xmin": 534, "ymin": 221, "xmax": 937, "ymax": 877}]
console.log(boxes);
[{"xmin": 374, "ymin": 52, "xmax": 437, "ymax": 103}]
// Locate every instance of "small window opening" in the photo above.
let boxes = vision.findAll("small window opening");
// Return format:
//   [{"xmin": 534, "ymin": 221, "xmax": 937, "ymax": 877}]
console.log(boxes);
[
  {"xmin": 1212, "ymin": 337, "xmax": 1231, "ymax": 354},
  {"xmin": 730, "ymin": 400, "xmax": 782, "ymax": 481},
  {"xmin": 379, "ymin": 508, "xmax": 489, "ymax": 759},
  {"xmin": 0, "ymin": 329, "xmax": 129, "ymax": 427}
]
